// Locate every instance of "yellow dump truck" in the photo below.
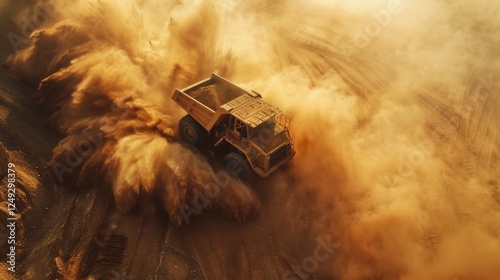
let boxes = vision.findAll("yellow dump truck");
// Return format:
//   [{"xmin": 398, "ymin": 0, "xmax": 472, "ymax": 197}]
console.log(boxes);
[{"xmin": 172, "ymin": 74, "xmax": 295, "ymax": 181}]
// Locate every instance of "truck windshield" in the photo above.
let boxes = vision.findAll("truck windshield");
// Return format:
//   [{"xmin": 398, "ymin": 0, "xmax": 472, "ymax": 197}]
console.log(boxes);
[
  {"xmin": 248, "ymin": 117, "xmax": 273, "ymax": 138},
  {"xmin": 249, "ymin": 116, "xmax": 288, "ymax": 153}
]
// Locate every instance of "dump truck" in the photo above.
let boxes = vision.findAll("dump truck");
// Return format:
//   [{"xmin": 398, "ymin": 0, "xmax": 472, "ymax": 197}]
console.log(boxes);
[{"xmin": 172, "ymin": 74, "xmax": 295, "ymax": 181}]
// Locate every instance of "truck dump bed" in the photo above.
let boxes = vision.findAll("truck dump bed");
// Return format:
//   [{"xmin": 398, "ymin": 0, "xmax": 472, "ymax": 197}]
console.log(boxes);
[
  {"xmin": 172, "ymin": 74, "xmax": 262, "ymax": 131},
  {"xmin": 183, "ymin": 74, "xmax": 247, "ymax": 111}
]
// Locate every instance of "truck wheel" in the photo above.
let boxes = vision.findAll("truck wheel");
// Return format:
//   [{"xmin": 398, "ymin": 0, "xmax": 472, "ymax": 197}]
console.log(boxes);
[
  {"xmin": 0, "ymin": 143, "xmax": 8, "ymax": 180},
  {"xmin": 223, "ymin": 152, "xmax": 254, "ymax": 182},
  {"xmin": 178, "ymin": 115, "xmax": 208, "ymax": 148}
]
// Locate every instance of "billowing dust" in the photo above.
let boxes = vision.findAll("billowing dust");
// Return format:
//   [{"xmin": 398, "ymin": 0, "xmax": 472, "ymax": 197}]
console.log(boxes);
[
  {"xmin": 2, "ymin": 0, "xmax": 261, "ymax": 226},
  {"xmin": 3, "ymin": 0, "xmax": 500, "ymax": 279}
]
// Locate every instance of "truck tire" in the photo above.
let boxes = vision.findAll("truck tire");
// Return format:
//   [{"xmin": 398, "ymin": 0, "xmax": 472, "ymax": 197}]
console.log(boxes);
[
  {"xmin": 0, "ymin": 143, "xmax": 8, "ymax": 180},
  {"xmin": 223, "ymin": 152, "xmax": 254, "ymax": 182},
  {"xmin": 178, "ymin": 115, "xmax": 208, "ymax": 148}
]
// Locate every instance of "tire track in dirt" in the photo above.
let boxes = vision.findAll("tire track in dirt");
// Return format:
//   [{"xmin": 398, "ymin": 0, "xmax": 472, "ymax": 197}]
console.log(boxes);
[
  {"xmin": 415, "ymin": 73, "xmax": 500, "ymax": 266},
  {"xmin": 114, "ymin": 215, "xmax": 171, "ymax": 279},
  {"xmin": 420, "ymin": 72, "xmax": 499, "ymax": 178},
  {"xmin": 462, "ymin": 74, "xmax": 499, "ymax": 172},
  {"xmin": 53, "ymin": 188, "xmax": 113, "ymax": 279},
  {"xmin": 264, "ymin": 4, "xmax": 393, "ymax": 134},
  {"xmin": 155, "ymin": 225, "xmax": 202, "ymax": 280},
  {"xmin": 178, "ymin": 188, "xmax": 290, "ymax": 280}
]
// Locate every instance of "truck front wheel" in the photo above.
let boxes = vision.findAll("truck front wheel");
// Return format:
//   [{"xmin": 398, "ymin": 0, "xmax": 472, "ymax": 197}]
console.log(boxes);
[
  {"xmin": 223, "ymin": 152, "xmax": 254, "ymax": 182},
  {"xmin": 178, "ymin": 115, "xmax": 208, "ymax": 148}
]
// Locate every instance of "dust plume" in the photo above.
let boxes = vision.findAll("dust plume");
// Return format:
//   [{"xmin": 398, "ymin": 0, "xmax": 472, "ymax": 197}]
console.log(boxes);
[
  {"xmin": 4, "ymin": 0, "xmax": 500, "ymax": 279},
  {"xmin": 234, "ymin": 1, "xmax": 500, "ymax": 279},
  {"xmin": 3, "ymin": 0, "xmax": 258, "ymax": 225}
]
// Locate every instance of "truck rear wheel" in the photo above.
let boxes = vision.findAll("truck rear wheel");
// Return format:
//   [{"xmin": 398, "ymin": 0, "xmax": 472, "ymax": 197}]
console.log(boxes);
[
  {"xmin": 178, "ymin": 115, "xmax": 208, "ymax": 148},
  {"xmin": 223, "ymin": 152, "xmax": 254, "ymax": 182},
  {"xmin": 0, "ymin": 143, "xmax": 8, "ymax": 180}
]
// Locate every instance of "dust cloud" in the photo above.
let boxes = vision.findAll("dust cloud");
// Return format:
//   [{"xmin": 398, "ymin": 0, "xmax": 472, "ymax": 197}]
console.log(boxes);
[
  {"xmin": 3, "ymin": 0, "xmax": 500, "ymax": 279},
  {"xmin": 240, "ymin": 1, "xmax": 500, "ymax": 279},
  {"xmin": 2, "ymin": 0, "xmax": 258, "ymax": 225}
]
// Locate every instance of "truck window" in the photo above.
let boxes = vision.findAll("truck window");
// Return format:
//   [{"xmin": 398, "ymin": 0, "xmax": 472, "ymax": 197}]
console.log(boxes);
[
  {"xmin": 238, "ymin": 126, "xmax": 247, "ymax": 138},
  {"xmin": 229, "ymin": 116, "xmax": 235, "ymax": 130},
  {"xmin": 249, "ymin": 117, "xmax": 275, "ymax": 138},
  {"xmin": 234, "ymin": 118, "xmax": 247, "ymax": 138}
]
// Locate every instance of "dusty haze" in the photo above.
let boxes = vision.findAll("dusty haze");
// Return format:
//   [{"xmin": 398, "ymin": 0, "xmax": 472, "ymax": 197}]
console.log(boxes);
[{"xmin": 2, "ymin": 0, "xmax": 500, "ymax": 279}]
